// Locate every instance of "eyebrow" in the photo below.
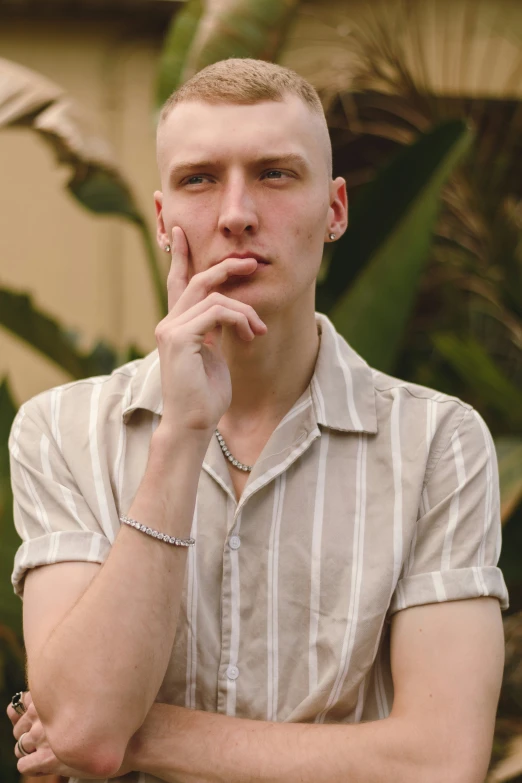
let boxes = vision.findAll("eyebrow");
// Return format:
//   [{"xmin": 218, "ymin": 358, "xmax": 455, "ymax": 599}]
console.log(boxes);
[{"xmin": 169, "ymin": 153, "xmax": 309, "ymax": 179}]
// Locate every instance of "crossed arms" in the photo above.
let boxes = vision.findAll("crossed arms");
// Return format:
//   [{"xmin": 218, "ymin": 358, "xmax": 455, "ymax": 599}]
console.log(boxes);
[{"xmin": 22, "ymin": 552, "xmax": 503, "ymax": 783}]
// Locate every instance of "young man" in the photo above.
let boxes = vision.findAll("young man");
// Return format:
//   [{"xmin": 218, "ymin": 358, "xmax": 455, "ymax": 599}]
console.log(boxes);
[{"xmin": 8, "ymin": 58, "xmax": 508, "ymax": 782}]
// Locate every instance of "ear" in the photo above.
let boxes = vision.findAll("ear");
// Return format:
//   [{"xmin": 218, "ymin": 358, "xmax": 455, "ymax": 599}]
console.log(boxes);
[
  {"xmin": 154, "ymin": 190, "xmax": 168, "ymax": 249},
  {"xmin": 325, "ymin": 176, "xmax": 348, "ymax": 242}
]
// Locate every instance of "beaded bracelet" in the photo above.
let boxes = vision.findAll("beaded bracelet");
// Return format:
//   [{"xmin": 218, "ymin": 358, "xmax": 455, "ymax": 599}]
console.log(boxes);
[{"xmin": 120, "ymin": 514, "xmax": 195, "ymax": 547}]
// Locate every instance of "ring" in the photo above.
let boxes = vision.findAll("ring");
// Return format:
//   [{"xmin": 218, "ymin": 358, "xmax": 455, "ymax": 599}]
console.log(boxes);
[
  {"xmin": 17, "ymin": 732, "xmax": 31, "ymax": 757},
  {"xmin": 11, "ymin": 691, "xmax": 27, "ymax": 716}
]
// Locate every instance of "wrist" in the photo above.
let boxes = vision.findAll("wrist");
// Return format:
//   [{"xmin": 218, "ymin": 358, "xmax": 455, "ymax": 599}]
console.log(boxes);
[
  {"xmin": 125, "ymin": 703, "xmax": 171, "ymax": 778},
  {"xmin": 151, "ymin": 420, "xmax": 213, "ymax": 458}
]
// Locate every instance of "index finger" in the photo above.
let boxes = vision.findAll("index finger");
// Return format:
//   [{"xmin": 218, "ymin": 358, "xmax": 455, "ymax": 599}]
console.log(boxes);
[{"xmin": 166, "ymin": 226, "xmax": 189, "ymax": 312}]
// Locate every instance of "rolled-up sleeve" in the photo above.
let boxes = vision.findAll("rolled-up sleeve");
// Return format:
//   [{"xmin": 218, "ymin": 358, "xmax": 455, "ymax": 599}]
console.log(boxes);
[
  {"xmin": 389, "ymin": 407, "xmax": 509, "ymax": 615},
  {"xmin": 9, "ymin": 399, "xmax": 111, "ymax": 600}
]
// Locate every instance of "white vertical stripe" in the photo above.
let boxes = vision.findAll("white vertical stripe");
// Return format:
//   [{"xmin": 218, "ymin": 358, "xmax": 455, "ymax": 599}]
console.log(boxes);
[
  {"xmin": 431, "ymin": 572, "xmax": 447, "ymax": 601},
  {"xmin": 278, "ymin": 395, "xmax": 313, "ymax": 429},
  {"xmin": 19, "ymin": 436, "xmax": 52, "ymax": 534},
  {"xmin": 332, "ymin": 331, "xmax": 363, "ymax": 429},
  {"xmin": 430, "ymin": 398, "xmax": 438, "ymax": 444},
  {"xmin": 143, "ymin": 355, "xmax": 159, "ymax": 391},
  {"xmin": 49, "ymin": 529, "xmax": 60, "ymax": 563},
  {"xmin": 390, "ymin": 390, "xmax": 403, "ymax": 587},
  {"xmin": 397, "ymin": 582, "xmax": 406, "ymax": 609},
  {"xmin": 474, "ymin": 412, "xmax": 493, "ymax": 569},
  {"xmin": 308, "ymin": 431, "xmax": 330, "ymax": 694},
  {"xmin": 354, "ymin": 678, "xmax": 365, "ymax": 723},
  {"xmin": 311, "ymin": 376, "xmax": 327, "ymax": 424},
  {"xmin": 226, "ymin": 508, "xmax": 243, "ymax": 717},
  {"xmin": 425, "ymin": 399, "xmax": 432, "ymax": 459},
  {"xmin": 408, "ymin": 398, "xmax": 438, "ymax": 576},
  {"xmin": 316, "ymin": 434, "xmax": 367, "ymax": 723},
  {"xmin": 114, "ymin": 383, "xmax": 134, "ymax": 509},
  {"xmin": 472, "ymin": 566, "xmax": 487, "ymax": 595},
  {"xmin": 89, "ymin": 382, "xmax": 115, "ymax": 541},
  {"xmin": 10, "ymin": 405, "xmax": 26, "ymax": 461},
  {"xmin": 267, "ymin": 474, "xmax": 286, "ymax": 721},
  {"xmin": 87, "ymin": 534, "xmax": 105, "ymax": 562},
  {"xmin": 441, "ymin": 429, "xmax": 466, "ymax": 571},
  {"xmin": 40, "ymin": 426, "xmax": 90, "ymax": 532},
  {"xmin": 50, "ymin": 387, "xmax": 63, "ymax": 451},
  {"xmin": 420, "ymin": 398, "xmax": 437, "ymax": 516},
  {"xmin": 185, "ymin": 503, "xmax": 199, "ymax": 710},
  {"xmin": 40, "ymin": 435, "xmax": 52, "ymax": 479}
]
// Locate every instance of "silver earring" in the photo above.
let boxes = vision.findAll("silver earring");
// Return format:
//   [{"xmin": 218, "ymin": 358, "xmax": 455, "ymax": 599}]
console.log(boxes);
[
  {"xmin": 329, "ymin": 233, "xmax": 336, "ymax": 241},
  {"xmin": 164, "ymin": 244, "xmax": 171, "ymax": 253}
]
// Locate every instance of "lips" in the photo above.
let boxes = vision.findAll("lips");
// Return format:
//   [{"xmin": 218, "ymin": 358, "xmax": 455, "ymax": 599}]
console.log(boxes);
[{"xmin": 218, "ymin": 253, "xmax": 269, "ymax": 265}]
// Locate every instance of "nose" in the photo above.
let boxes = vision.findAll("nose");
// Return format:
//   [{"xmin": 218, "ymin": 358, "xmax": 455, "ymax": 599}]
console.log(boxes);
[{"xmin": 217, "ymin": 174, "xmax": 259, "ymax": 237}]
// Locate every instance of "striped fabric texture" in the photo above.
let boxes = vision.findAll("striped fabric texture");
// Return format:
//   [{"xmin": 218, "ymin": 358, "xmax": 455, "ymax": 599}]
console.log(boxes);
[{"xmin": 10, "ymin": 313, "xmax": 509, "ymax": 749}]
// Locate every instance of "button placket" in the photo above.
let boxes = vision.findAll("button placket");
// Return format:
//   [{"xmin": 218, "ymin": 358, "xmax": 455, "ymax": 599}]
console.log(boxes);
[{"xmin": 217, "ymin": 501, "xmax": 243, "ymax": 715}]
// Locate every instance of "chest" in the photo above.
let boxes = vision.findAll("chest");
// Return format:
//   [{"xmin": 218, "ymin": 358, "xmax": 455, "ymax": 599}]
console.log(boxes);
[
  {"xmin": 229, "ymin": 467, "xmax": 250, "ymax": 501},
  {"xmin": 119, "ymin": 424, "xmax": 426, "ymax": 723}
]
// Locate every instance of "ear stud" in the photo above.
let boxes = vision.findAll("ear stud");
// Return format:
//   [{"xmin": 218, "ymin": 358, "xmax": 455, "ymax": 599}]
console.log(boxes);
[
  {"xmin": 329, "ymin": 233, "xmax": 336, "ymax": 241},
  {"xmin": 164, "ymin": 244, "xmax": 171, "ymax": 253}
]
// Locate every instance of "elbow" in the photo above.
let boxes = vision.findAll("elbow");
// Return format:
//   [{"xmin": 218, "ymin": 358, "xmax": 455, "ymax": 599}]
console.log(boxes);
[{"xmin": 48, "ymin": 724, "xmax": 125, "ymax": 778}]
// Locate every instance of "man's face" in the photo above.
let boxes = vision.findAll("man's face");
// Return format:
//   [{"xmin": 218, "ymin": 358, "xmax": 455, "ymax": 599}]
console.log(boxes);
[{"xmin": 155, "ymin": 95, "xmax": 347, "ymax": 317}]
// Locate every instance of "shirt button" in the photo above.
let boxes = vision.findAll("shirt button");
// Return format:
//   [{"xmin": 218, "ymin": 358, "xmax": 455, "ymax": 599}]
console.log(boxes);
[
  {"xmin": 229, "ymin": 535, "xmax": 241, "ymax": 550},
  {"xmin": 227, "ymin": 665, "xmax": 239, "ymax": 680}
]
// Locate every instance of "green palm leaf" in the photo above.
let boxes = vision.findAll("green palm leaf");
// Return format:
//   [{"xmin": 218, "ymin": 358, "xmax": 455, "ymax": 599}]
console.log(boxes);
[{"xmin": 326, "ymin": 120, "xmax": 473, "ymax": 372}]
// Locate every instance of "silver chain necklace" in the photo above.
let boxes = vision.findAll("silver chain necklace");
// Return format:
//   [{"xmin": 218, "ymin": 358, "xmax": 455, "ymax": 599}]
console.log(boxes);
[{"xmin": 215, "ymin": 429, "xmax": 253, "ymax": 472}]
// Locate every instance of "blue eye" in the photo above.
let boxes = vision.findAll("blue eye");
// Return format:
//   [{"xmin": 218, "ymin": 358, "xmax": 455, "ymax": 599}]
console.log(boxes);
[
  {"xmin": 264, "ymin": 170, "xmax": 284, "ymax": 179},
  {"xmin": 186, "ymin": 176, "xmax": 207, "ymax": 185}
]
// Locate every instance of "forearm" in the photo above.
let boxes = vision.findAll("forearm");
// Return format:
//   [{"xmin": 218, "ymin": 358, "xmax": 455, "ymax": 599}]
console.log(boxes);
[
  {"xmin": 127, "ymin": 703, "xmax": 447, "ymax": 783},
  {"xmin": 29, "ymin": 425, "xmax": 208, "ymax": 770}
]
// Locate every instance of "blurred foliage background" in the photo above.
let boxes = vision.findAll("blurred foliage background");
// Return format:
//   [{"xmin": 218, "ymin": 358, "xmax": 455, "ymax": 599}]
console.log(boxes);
[{"xmin": 1, "ymin": 0, "xmax": 521, "ymax": 781}]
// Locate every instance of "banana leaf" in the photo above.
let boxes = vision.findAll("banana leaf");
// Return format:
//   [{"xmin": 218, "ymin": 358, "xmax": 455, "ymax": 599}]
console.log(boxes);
[
  {"xmin": 157, "ymin": 0, "xmax": 302, "ymax": 101},
  {"xmin": 157, "ymin": 0, "xmax": 205, "ymax": 107},
  {"xmin": 0, "ymin": 57, "xmax": 140, "ymax": 223},
  {"xmin": 0, "ymin": 288, "xmax": 120, "ymax": 379},
  {"xmin": 0, "ymin": 377, "xmax": 21, "ymax": 635},
  {"xmin": 325, "ymin": 120, "xmax": 473, "ymax": 373},
  {"xmin": 495, "ymin": 437, "xmax": 522, "ymax": 524},
  {"xmin": 0, "ymin": 57, "xmax": 166, "ymax": 316},
  {"xmin": 432, "ymin": 334, "xmax": 522, "ymax": 428}
]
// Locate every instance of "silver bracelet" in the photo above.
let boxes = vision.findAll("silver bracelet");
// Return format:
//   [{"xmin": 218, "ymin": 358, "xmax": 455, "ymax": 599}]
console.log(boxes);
[{"xmin": 120, "ymin": 515, "xmax": 195, "ymax": 547}]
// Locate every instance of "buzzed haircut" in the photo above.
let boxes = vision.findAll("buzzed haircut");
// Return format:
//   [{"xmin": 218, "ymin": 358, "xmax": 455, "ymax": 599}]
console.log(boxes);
[{"xmin": 158, "ymin": 58, "xmax": 332, "ymax": 178}]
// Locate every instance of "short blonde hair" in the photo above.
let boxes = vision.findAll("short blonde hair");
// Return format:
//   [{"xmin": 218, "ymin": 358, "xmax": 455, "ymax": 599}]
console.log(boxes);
[{"xmin": 158, "ymin": 58, "xmax": 332, "ymax": 177}]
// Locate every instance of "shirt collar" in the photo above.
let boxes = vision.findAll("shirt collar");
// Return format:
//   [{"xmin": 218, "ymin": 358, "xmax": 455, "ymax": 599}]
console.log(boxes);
[
  {"xmin": 122, "ymin": 312, "xmax": 377, "ymax": 434},
  {"xmin": 311, "ymin": 313, "xmax": 377, "ymax": 433}
]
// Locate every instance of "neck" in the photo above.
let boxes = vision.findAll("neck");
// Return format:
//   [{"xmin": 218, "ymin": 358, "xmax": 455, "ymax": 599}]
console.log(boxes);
[{"xmin": 218, "ymin": 302, "xmax": 320, "ymax": 435}]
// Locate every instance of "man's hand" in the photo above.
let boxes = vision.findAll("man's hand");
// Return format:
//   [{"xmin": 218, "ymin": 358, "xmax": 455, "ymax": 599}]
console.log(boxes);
[
  {"xmin": 6, "ymin": 691, "xmax": 134, "ymax": 779},
  {"xmin": 155, "ymin": 225, "xmax": 267, "ymax": 434}
]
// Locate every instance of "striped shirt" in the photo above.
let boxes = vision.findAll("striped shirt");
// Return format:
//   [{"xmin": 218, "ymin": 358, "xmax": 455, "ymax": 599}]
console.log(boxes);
[{"xmin": 10, "ymin": 312, "xmax": 508, "ymax": 766}]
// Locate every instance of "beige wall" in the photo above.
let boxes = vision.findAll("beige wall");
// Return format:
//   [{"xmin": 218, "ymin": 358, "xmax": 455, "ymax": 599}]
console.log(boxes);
[
  {"xmin": 282, "ymin": 0, "xmax": 522, "ymax": 101},
  {"xmin": 0, "ymin": 16, "xmax": 167, "ymax": 406}
]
